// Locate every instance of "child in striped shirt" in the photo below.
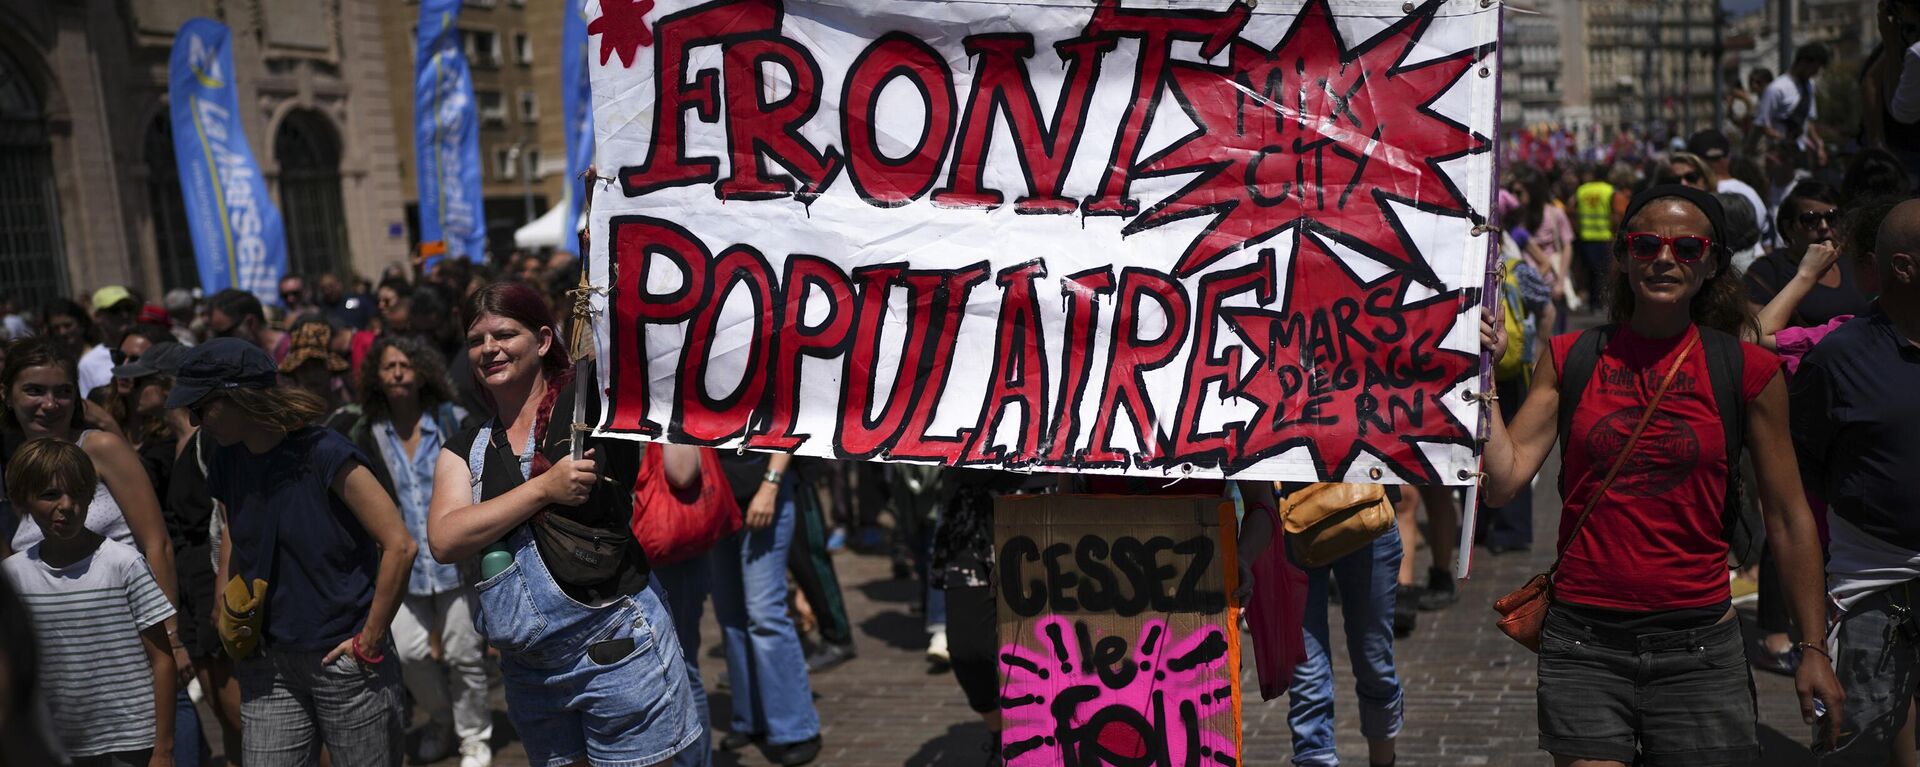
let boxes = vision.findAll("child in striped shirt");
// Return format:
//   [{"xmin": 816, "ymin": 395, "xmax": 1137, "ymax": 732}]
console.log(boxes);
[{"xmin": 2, "ymin": 438, "xmax": 176, "ymax": 766}]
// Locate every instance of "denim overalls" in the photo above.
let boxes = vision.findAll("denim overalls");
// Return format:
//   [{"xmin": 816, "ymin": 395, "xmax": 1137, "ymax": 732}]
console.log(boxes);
[{"xmin": 466, "ymin": 423, "xmax": 700, "ymax": 765}]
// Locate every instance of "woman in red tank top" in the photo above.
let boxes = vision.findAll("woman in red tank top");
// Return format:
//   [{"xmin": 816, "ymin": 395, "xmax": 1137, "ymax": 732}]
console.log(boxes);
[{"xmin": 1478, "ymin": 185, "xmax": 1841, "ymax": 766}]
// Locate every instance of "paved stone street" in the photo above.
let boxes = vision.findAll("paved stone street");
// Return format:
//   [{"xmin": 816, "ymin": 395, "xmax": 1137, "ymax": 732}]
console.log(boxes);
[{"xmin": 197, "ymin": 476, "xmax": 1825, "ymax": 766}]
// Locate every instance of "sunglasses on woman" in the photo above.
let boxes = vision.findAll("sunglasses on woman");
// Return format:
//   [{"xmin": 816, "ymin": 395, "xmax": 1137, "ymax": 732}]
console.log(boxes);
[
  {"xmin": 1796, "ymin": 209, "xmax": 1841, "ymax": 228},
  {"xmin": 1623, "ymin": 232, "xmax": 1714, "ymax": 263},
  {"xmin": 1668, "ymin": 170, "xmax": 1703, "ymax": 186}
]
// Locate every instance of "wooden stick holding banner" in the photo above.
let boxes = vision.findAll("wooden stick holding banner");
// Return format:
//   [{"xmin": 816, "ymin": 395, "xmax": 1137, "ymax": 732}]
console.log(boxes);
[
  {"xmin": 570, "ymin": 166, "xmax": 600, "ymax": 462},
  {"xmin": 1457, "ymin": 9, "xmax": 1510, "ymax": 581}
]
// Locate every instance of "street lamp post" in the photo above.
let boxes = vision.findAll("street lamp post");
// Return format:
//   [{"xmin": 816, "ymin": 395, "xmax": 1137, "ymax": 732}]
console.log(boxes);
[
  {"xmin": 1713, "ymin": 0, "xmax": 1726, "ymax": 133},
  {"xmin": 1682, "ymin": 0, "xmax": 1693, "ymax": 137},
  {"xmin": 1644, "ymin": 5, "xmax": 1657, "ymax": 132},
  {"xmin": 1779, "ymin": 0, "xmax": 1793, "ymax": 72}
]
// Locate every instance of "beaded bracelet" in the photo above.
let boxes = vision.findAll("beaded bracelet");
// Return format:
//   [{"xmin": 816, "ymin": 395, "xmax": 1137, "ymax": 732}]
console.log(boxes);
[{"xmin": 1795, "ymin": 641, "xmax": 1831, "ymax": 661}]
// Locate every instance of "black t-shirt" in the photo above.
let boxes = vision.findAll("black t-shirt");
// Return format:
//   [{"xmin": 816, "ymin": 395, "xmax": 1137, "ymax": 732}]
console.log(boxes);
[
  {"xmin": 1744, "ymin": 249, "xmax": 1872, "ymax": 327},
  {"xmin": 169, "ymin": 432, "xmax": 216, "ymax": 548},
  {"xmin": 207, "ymin": 427, "xmax": 377, "ymax": 651},
  {"xmin": 718, "ymin": 452, "xmax": 771, "ymax": 507},
  {"xmin": 136, "ymin": 434, "xmax": 213, "ymax": 553},
  {"xmin": 147, "ymin": 431, "xmax": 218, "ymax": 656},
  {"xmin": 444, "ymin": 371, "xmax": 649, "ymax": 604}
]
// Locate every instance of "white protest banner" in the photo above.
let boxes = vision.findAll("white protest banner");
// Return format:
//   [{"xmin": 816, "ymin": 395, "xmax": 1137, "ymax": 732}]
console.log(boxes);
[{"xmin": 585, "ymin": 0, "xmax": 1500, "ymax": 485}]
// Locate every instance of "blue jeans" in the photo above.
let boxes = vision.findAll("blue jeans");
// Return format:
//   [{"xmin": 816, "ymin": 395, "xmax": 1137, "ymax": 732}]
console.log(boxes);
[
  {"xmin": 173, "ymin": 688, "xmax": 209, "ymax": 767},
  {"xmin": 711, "ymin": 479, "xmax": 820, "ymax": 745},
  {"xmin": 1287, "ymin": 527, "xmax": 1405, "ymax": 766},
  {"xmin": 655, "ymin": 553, "xmax": 713, "ymax": 767},
  {"xmin": 474, "ymin": 527, "xmax": 701, "ymax": 767}
]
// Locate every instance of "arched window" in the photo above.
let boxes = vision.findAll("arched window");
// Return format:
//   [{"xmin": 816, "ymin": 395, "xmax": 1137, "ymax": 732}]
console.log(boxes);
[
  {"xmin": 144, "ymin": 114, "xmax": 197, "ymax": 291},
  {"xmin": 275, "ymin": 109, "xmax": 348, "ymax": 278},
  {"xmin": 0, "ymin": 47, "xmax": 66, "ymax": 302}
]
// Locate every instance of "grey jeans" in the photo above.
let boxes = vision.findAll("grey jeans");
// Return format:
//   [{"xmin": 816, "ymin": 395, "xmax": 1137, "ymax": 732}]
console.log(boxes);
[
  {"xmin": 1819, "ymin": 584, "xmax": 1920, "ymax": 766},
  {"xmin": 236, "ymin": 645, "xmax": 405, "ymax": 767}
]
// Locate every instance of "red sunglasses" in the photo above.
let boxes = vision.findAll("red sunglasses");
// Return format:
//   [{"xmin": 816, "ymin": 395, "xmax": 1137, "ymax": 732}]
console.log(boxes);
[{"xmin": 1622, "ymin": 232, "xmax": 1715, "ymax": 263}]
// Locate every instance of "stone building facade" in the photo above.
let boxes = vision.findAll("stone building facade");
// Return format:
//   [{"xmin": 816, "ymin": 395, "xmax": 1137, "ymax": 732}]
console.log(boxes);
[{"xmin": 0, "ymin": 0, "xmax": 410, "ymax": 304}]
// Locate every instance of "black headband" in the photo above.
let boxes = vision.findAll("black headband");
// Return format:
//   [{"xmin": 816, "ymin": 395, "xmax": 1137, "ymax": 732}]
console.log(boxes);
[{"xmin": 1618, "ymin": 184, "xmax": 1730, "ymax": 263}]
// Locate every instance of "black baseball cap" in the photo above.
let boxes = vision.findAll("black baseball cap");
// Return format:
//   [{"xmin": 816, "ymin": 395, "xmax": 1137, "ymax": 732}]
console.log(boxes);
[
  {"xmin": 111, "ymin": 341, "xmax": 191, "ymax": 380},
  {"xmin": 1687, "ymin": 129, "xmax": 1731, "ymax": 161},
  {"xmin": 165, "ymin": 337, "xmax": 279, "ymax": 408}
]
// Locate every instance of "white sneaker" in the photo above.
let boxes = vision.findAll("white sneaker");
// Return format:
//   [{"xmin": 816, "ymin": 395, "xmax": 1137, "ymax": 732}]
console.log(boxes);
[
  {"xmin": 459, "ymin": 738, "xmax": 493, "ymax": 767},
  {"xmin": 925, "ymin": 629, "xmax": 950, "ymax": 665}
]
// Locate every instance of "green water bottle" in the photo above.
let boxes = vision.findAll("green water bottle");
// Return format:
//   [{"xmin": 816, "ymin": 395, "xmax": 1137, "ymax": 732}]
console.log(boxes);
[{"xmin": 480, "ymin": 542, "xmax": 513, "ymax": 579}]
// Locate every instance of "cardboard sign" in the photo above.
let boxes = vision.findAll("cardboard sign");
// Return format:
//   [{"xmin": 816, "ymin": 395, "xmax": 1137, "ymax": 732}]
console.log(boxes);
[
  {"xmin": 996, "ymin": 494, "xmax": 1241, "ymax": 766},
  {"xmin": 583, "ymin": 0, "xmax": 1501, "ymax": 484}
]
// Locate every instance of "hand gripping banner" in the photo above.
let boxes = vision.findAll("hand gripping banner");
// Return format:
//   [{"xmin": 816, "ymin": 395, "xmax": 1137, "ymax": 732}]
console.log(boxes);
[{"xmin": 584, "ymin": 0, "xmax": 1502, "ymax": 485}]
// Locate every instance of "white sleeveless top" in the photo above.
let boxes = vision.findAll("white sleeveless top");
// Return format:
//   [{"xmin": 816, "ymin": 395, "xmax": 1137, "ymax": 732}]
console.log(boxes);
[{"xmin": 10, "ymin": 431, "xmax": 135, "ymax": 551}]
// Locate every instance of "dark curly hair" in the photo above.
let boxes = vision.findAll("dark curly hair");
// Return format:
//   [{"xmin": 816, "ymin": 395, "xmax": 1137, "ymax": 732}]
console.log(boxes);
[{"xmin": 357, "ymin": 334, "xmax": 456, "ymax": 424}]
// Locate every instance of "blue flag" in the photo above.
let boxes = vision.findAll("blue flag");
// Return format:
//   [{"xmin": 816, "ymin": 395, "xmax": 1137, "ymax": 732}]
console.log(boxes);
[
  {"xmin": 415, "ymin": 0, "xmax": 487, "ymax": 265},
  {"xmin": 560, "ymin": 0, "xmax": 593, "ymax": 257},
  {"xmin": 169, "ymin": 18, "xmax": 289, "ymax": 305}
]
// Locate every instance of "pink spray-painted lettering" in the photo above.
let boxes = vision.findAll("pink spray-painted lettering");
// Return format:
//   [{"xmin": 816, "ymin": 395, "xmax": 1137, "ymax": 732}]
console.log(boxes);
[{"xmin": 999, "ymin": 615, "xmax": 1237, "ymax": 766}]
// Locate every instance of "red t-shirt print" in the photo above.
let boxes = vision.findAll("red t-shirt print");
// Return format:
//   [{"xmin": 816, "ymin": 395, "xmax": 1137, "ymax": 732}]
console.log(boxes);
[{"xmin": 1548, "ymin": 325, "xmax": 1782, "ymax": 613}]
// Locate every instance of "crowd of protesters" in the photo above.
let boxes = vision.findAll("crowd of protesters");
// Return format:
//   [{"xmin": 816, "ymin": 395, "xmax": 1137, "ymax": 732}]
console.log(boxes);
[
  {"xmin": 0, "ymin": 255, "xmax": 855, "ymax": 767},
  {"xmin": 1440, "ymin": 37, "xmax": 1920, "ymax": 767},
  {"xmin": 8, "ymin": 26, "xmax": 1920, "ymax": 767}
]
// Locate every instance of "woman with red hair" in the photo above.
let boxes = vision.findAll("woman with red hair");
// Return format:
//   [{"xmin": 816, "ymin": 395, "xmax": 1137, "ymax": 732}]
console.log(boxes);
[{"xmin": 427, "ymin": 281, "xmax": 703, "ymax": 767}]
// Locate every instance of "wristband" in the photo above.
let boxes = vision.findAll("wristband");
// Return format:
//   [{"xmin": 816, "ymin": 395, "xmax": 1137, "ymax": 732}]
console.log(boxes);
[
  {"xmin": 1795, "ymin": 641, "xmax": 1831, "ymax": 661},
  {"xmin": 351, "ymin": 635, "xmax": 386, "ymax": 665}
]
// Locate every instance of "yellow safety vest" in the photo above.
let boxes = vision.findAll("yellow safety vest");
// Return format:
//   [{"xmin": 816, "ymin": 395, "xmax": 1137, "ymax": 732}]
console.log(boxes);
[{"xmin": 1575, "ymin": 181, "xmax": 1615, "ymax": 242}]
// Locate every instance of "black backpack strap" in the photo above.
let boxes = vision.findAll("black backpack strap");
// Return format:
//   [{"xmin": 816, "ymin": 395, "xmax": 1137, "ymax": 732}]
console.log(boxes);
[
  {"xmin": 1555, "ymin": 325, "xmax": 1613, "ymax": 501},
  {"xmin": 1698, "ymin": 327, "xmax": 1761, "ymax": 566},
  {"xmin": 1556, "ymin": 324, "xmax": 1614, "ymax": 461},
  {"xmin": 1698, "ymin": 328, "xmax": 1745, "ymax": 469}
]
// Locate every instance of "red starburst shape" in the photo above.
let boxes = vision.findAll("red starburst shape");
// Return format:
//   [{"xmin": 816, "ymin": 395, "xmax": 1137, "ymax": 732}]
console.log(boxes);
[
  {"xmin": 1219, "ymin": 233, "xmax": 1476, "ymax": 484},
  {"xmin": 590, "ymin": 0, "xmax": 656, "ymax": 68},
  {"xmin": 1123, "ymin": 0, "xmax": 1490, "ymax": 285}
]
